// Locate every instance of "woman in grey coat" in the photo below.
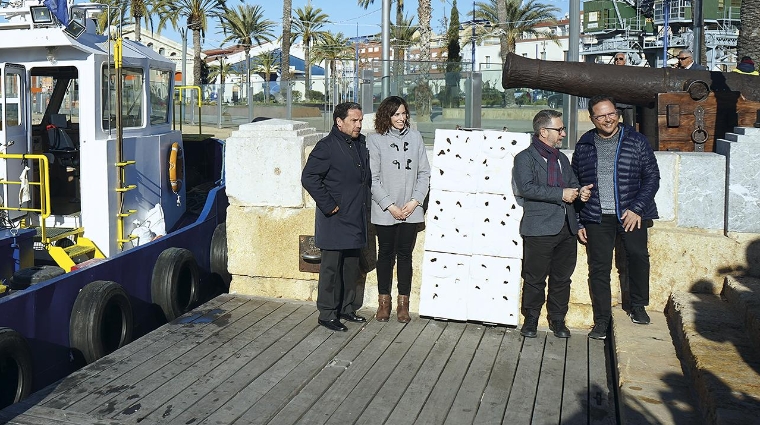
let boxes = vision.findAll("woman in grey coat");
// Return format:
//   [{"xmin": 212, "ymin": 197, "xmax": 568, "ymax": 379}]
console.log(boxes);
[{"xmin": 368, "ymin": 96, "xmax": 431, "ymax": 323}]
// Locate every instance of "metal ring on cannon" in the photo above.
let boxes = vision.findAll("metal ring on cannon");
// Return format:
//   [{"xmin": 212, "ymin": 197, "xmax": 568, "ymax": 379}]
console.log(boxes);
[{"xmin": 683, "ymin": 80, "xmax": 710, "ymax": 101}]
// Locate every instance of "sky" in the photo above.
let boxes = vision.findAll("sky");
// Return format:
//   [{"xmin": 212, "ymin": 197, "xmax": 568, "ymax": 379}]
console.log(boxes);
[{"xmin": 199, "ymin": 0, "xmax": 570, "ymax": 50}]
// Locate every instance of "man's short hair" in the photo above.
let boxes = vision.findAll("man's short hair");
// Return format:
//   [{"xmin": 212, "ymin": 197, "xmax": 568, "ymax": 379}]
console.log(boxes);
[
  {"xmin": 532, "ymin": 109, "xmax": 563, "ymax": 136},
  {"xmin": 587, "ymin": 95, "xmax": 617, "ymax": 115},
  {"xmin": 678, "ymin": 49, "xmax": 694, "ymax": 58},
  {"xmin": 333, "ymin": 102, "xmax": 362, "ymax": 125}
]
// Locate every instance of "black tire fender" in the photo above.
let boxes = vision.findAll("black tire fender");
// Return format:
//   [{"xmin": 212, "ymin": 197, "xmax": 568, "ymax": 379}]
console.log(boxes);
[
  {"xmin": 210, "ymin": 223, "xmax": 231, "ymax": 289},
  {"xmin": 70, "ymin": 280, "xmax": 134, "ymax": 365},
  {"xmin": 0, "ymin": 327, "xmax": 33, "ymax": 409},
  {"xmin": 151, "ymin": 247, "xmax": 200, "ymax": 322}
]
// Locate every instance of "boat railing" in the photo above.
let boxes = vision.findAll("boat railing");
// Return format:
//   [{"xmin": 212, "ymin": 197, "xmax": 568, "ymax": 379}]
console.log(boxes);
[
  {"xmin": 174, "ymin": 85, "xmax": 203, "ymax": 134},
  {"xmin": 0, "ymin": 153, "xmax": 51, "ymax": 240}
]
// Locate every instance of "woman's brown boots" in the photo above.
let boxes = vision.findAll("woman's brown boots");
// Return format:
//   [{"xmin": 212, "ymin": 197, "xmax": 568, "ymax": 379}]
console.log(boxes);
[
  {"xmin": 397, "ymin": 295, "xmax": 411, "ymax": 323},
  {"xmin": 376, "ymin": 294, "xmax": 391, "ymax": 322}
]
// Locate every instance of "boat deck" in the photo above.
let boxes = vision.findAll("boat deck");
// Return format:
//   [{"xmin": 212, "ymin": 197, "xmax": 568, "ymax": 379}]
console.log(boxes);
[{"xmin": 0, "ymin": 294, "xmax": 617, "ymax": 424}]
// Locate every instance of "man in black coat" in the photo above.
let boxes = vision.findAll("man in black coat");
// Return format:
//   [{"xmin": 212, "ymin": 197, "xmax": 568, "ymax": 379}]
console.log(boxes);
[{"xmin": 302, "ymin": 102, "xmax": 370, "ymax": 331}]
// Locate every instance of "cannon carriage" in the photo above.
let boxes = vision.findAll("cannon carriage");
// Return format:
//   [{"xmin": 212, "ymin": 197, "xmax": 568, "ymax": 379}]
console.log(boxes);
[{"xmin": 502, "ymin": 53, "xmax": 760, "ymax": 152}]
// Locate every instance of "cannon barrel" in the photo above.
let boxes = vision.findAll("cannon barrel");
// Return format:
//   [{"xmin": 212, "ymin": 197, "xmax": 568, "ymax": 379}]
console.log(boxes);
[{"xmin": 501, "ymin": 53, "xmax": 760, "ymax": 106}]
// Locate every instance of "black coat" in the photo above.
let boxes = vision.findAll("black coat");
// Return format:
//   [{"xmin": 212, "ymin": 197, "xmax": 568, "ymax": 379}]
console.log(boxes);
[{"xmin": 301, "ymin": 126, "xmax": 371, "ymax": 250}]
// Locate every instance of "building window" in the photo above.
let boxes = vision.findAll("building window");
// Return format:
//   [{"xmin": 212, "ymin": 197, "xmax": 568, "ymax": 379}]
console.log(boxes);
[{"xmin": 485, "ymin": 55, "xmax": 491, "ymax": 69}]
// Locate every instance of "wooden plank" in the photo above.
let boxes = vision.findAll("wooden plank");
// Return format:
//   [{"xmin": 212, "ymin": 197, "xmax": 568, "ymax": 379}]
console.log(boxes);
[
  {"xmin": 291, "ymin": 319, "xmax": 410, "ymax": 425},
  {"xmin": 588, "ymin": 338, "xmax": 616, "ymax": 425},
  {"xmin": 108, "ymin": 303, "xmax": 314, "ymax": 423},
  {"xmin": 66, "ymin": 298, "xmax": 282, "ymax": 416},
  {"xmin": 39, "ymin": 295, "xmax": 255, "ymax": 409},
  {"xmin": 415, "ymin": 323, "xmax": 486, "ymax": 424},
  {"xmin": 161, "ymin": 308, "xmax": 330, "ymax": 424},
  {"xmin": 560, "ymin": 335, "xmax": 590, "ymax": 425},
  {"xmin": 240, "ymin": 320, "xmax": 375, "ymax": 425},
  {"xmin": 323, "ymin": 318, "xmax": 429, "ymax": 425},
  {"xmin": 503, "ymin": 332, "xmax": 547, "ymax": 425},
  {"xmin": 472, "ymin": 329, "xmax": 523, "ymax": 425},
  {"xmin": 262, "ymin": 318, "xmax": 390, "ymax": 425},
  {"xmin": 352, "ymin": 320, "xmax": 446, "ymax": 425},
  {"xmin": 444, "ymin": 326, "xmax": 505, "ymax": 425},
  {"xmin": 0, "ymin": 405, "xmax": 130, "ymax": 424},
  {"xmin": 531, "ymin": 336, "xmax": 568, "ymax": 425},
  {"xmin": 384, "ymin": 321, "xmax": 467, "ymax": 425}
]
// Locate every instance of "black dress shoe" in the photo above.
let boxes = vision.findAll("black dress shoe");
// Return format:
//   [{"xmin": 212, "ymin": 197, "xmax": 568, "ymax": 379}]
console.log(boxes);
[
  {"xmin": 520, "ymin": 316, "xmax": 539, "ymax": 338},
  {"xmin": 549, "ymin": 320, "xmax": 571, "ymax": 338},
  {"xmin": 339, "ymin": 312, "xmax": 367, "ymax": 323},
  {"xmin": 318, "ymin": 319, "xmax": 348, "ymax": 332}
]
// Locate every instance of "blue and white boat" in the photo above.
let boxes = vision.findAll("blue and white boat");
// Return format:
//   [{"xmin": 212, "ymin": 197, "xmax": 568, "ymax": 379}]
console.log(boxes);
[{"xmin": 0, "ymin": 0, "xmax": 228, "ymax": 407}]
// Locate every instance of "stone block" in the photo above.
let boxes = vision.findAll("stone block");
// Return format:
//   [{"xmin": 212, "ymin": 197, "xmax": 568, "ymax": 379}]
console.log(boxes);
[
  {"xmin": 653, "ymin": 152, "xmax": 677, "ymax": 222},
  {"xmin": 676, "ymin": 153, "xmax": 725, "ymax": 230},
  {"xmin": 226, "ymin": 205, "xmax": 317, "ymax": 280},
  {"xmin": 717, "ymin": 131, "xmax": 760, "ymax": 233},
  {"xmin": 225, "ymin": 119, "xmax": 320, "ymax": 208}
]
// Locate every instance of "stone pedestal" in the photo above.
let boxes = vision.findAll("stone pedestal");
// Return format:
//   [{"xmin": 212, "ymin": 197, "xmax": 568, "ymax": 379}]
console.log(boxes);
[{"xmin": 717, "ymin": 127, "xmax": 760, "ymax": 233}]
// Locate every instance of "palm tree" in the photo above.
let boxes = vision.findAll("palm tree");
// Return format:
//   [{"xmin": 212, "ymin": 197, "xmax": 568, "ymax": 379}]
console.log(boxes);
[
  {"xmin": 390, "ymin": 15, "xmax": 418, "ymax": 91},
  {"xmin": 154, "ymin": 0, "xmax": 226, "ymax": 85},
  {"xmin": 292, "ymin": 5, "xmax": 330, "ymax": 92},
  {"xmin": 311, "ymin": 32, "xmax": 355, "ymax": 103},
  {"xmin": 737, "ymin": 0, "xmax": 760, "ymax": 62},
  {"xmin": 474, "ymin": 0, "xmax": 559, "ymax": 105},
  {"xmin": 130, "ymin": 0, "xmax": 151, "ymax": 41},
  {"xmin": 414, "ymin": 0, "xmax": 433, "ymax": 121},
  {"xmin": 473, "ymin": 0, "xmax": 560, "ymax": 59},
  {"xmin": 218, "ymin": 4, "xmax": 276, "ymax": 116},
  {"xmin": 208, "ymin": 56, "xmax": 235, "ymax": 85},
  {"xmin": 252, "ymin": 51, "xmax": 280, "ymax": 104}
]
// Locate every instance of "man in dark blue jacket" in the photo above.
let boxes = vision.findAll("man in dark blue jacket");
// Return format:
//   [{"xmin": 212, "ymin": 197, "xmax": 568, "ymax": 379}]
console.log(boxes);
[
  {"xmin": 302, "ymin": 102, "xmax": 371, "ymax": 332},
  {"xmin": 572, "ymin": 95, "xmax": 660, "ymax": 340}
]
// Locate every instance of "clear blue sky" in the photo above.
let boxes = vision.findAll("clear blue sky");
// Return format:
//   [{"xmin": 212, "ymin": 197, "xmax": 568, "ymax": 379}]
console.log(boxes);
[{"xmin": 199, "ymin": 0, "xmax": 569, "ymax": 50}]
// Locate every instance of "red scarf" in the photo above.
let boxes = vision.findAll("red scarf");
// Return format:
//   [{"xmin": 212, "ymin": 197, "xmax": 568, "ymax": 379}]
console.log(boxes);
[{"xmin": 532, "ymin": 137, "xmax": 564, "ymax": 188}]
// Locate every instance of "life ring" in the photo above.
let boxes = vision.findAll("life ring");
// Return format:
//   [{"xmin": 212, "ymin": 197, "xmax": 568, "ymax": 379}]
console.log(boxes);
[
  {"xmin": 210, "ymin": 223, "xmax": 231, "ymax": 290},
  {"xmin": 69, "ymin": 280, "xmax": 134, "ymax": 366},
  {"xmin": 0, "ymin": 327, "xmax": 33, "ymax": 409},
  {"xmin": 151, "ymin": 247, "xmax": 200, "ymax": 322},
  {"xmin": 168, "ymin": 141, "xmax": 183, "ymax": 194}
]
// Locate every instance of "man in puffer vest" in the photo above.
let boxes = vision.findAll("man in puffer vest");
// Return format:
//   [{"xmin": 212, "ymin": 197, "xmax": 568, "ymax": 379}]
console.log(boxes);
[{"xmin": 572, "ymin": 95, "xmax": 660, "ymax": 340}]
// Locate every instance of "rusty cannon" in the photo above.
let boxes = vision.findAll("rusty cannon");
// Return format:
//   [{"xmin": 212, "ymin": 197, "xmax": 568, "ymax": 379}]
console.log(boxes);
[{"xmin": 502, "ymin": 53, "xmax": 760, "ymax": 152}]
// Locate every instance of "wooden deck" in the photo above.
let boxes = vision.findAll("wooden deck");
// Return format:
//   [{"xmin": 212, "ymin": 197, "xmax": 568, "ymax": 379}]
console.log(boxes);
[{"xmin": 0, "ymin": 295, "xmax": 617, "ymax": 425}]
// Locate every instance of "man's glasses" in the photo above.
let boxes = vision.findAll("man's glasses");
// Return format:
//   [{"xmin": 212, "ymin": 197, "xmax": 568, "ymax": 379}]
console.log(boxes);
[
  {"xmin": 591, "ymin": 111, "xmax": 620, "ymax": 122},
  {"xmin": 544, "ymin": 127, "xmax": 566, "ymax": 133},
  {"xmin": 614, "ymin": 57, "xmax": 625, "ymax": 62},
  {"xmin": 677, "ymin": 56, "xmax": 690, "ymax": 61}
]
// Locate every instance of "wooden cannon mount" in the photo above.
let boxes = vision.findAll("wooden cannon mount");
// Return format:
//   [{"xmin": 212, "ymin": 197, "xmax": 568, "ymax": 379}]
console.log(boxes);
[{"xmin": 502, "ymin": 53, "xmax": 760, "ymax": 152}]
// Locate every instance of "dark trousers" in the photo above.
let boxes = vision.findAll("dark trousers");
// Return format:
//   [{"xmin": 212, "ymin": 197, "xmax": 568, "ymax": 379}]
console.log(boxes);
[
  {"xmin": 521, "ymin": 222, "xmax": 576, "ymax": 321},
  {"xmin": 375, "ymin": 222, "xmax": 418, "ymax": 296},
  {"xmin": 585, "ymin": 214, "xmax": 650, "ymax": 323},
  {"xmin": 317, "ymin": 249, "xmax": 360, "ymax": 321}
]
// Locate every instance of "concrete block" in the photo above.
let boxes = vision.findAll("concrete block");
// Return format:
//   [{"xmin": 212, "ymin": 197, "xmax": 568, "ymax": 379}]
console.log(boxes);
[
  {"xmin": 717, "ymin": 132, "xmax": 760, "ymax": 233},
  {"xmin": 226, "ymin": 119, "xmax": 320, "ymax": 208},
  {"xmin": 430, "ymin": 129, "xmax": 482, "ymax": 192},
  {"xmin": 676, "ymin": 153, "xmax": 725, "ymax": 230},
  {"xmin": 653, "ymin": 152, "xmax": 678, "ymax": 222}
]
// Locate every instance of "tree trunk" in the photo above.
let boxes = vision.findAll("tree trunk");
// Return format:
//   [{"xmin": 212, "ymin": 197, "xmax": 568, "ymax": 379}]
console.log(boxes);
[
  {"xmin": 414, "ymin": 0, "xmax": 432, "ymax": 122},
  {"xmin": 193, "ymin": 28, "xmax": 202, "ymax": 86},
  {"xmin": 305, "ymin": 38, "xmax": 312, "ymax": 92},
  {"xmin": 134, "ymin": 18, "xmax": 142, "ymax": 42},
  {"xmin": 737, "ymin": 0, "xmax": 760, "ymax": 61},
  {"xmin": 281, "ymin": 0, "xmax": 292, "ymax": 83}
]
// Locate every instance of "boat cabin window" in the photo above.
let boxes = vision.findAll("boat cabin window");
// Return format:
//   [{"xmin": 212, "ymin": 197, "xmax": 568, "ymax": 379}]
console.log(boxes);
[
  {"xmin": 30, "ymin": 72, "xmax": 79, "ymax": 127},
  {"xmin": 149, "ymin": 69, "xmax": 171, "ymax": 125},
  {"xmin": 101, "ymin": 67, "xmax": 143, "ymax": 129},
  {"xmin": 4, "ymin": 73, "xmax": 21, "ymax": 127}
]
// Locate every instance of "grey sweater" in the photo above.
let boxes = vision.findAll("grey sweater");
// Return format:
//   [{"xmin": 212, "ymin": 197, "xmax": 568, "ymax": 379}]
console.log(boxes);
[{"xmin": 368, "ymin": 127, "xmax": 431, "ymax": 225}]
